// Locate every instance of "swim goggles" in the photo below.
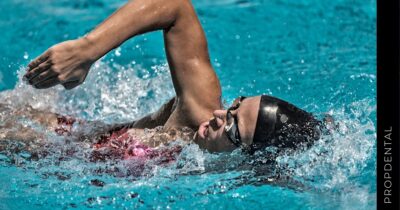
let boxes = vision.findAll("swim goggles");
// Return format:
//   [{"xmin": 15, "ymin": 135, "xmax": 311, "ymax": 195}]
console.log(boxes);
[{"xmin": 224, "ymin": 96, "xmax": 246, "ymax": 148}]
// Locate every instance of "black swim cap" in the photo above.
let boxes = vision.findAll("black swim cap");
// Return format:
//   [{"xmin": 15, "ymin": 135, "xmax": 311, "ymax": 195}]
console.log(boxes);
[{"xmin": 249, "ymin": 95, "xmax": 322, "ymax": 153}]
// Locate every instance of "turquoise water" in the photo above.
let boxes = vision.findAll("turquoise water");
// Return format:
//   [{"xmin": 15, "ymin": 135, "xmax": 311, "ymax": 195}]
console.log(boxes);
[{"xmin": 0, "ymin": 0, "xmax": 376, "ymax": 209}]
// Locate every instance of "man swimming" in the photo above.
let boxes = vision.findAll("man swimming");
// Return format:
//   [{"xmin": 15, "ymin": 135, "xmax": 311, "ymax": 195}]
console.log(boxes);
[{"xmin": 22, "ymin": 0, "xmax": 323, "ymax": 155}]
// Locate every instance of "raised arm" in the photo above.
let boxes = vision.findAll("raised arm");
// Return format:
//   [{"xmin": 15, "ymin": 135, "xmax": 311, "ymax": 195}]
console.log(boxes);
[{"xmin": 24, "ymin": 0, "xmax": 221, "ymax": 129}]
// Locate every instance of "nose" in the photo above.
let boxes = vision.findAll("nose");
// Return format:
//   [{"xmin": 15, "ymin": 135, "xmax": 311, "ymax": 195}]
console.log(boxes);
[{"xmin": 212, "ymin": 109, "xmax": 227, "ymax": 128}]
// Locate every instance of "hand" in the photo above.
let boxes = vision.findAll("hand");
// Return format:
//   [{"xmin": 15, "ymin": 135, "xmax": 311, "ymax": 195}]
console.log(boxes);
[{"xmin": 24, "ymin": 38, "xmax": 97, "ymax": 90}]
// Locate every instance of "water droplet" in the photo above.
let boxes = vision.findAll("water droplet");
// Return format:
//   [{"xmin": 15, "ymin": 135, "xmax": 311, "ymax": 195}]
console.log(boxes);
[{"xmin": 115, "ymin": 47, "xmax": 121, "ymax": 57}]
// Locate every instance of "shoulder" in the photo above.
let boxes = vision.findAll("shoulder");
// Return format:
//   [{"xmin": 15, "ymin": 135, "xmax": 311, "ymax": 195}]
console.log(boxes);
[{"xmin": 165, "ymin": 95, "xmax": 220, "ymax": 129}]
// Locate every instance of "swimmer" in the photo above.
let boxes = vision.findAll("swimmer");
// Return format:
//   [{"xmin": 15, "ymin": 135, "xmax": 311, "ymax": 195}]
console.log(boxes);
[{"xmin": 21, "ymin": 0, "xmax": 328, "ymax": 155}]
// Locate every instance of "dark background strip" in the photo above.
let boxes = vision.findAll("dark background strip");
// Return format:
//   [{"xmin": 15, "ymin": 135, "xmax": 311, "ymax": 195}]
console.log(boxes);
[{"xmin": 377, "ymin": 0, "xmax": 400, "ymax": 209}]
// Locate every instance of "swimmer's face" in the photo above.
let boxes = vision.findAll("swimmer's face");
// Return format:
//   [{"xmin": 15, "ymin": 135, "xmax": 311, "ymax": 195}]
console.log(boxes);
[{"xmin": 194, "ymin": 96, "xmax": 261, "ymax": 152}]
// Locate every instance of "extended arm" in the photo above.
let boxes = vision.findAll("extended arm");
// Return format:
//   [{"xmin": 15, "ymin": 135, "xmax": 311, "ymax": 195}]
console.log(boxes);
[{"xmin": 25, "ymin": 0, "xmax": 222, "ymax": 129}]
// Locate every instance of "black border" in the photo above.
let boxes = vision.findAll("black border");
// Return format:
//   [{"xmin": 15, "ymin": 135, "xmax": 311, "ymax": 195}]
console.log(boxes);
[{"xmin": 377, "ymin": 0, "xmax": 400, "ymax": 209}]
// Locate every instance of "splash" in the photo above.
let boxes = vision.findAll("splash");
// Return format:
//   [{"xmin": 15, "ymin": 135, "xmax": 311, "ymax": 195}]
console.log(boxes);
[
  {"xmin": 0, "ymin": 59, "xmax": 175, "ymax": 123},
  {"xmin": 0, "ymin": 59, "xmax": 182, "ymax": 177},
  {"xmin": 0, "ymin": 61, "xmax": 376, "ymax": 182},
  {"xmin": 0, "ymin": 59, "xmax": 376, "ymax": 209},
  {"xmin": 274, "ymin": 98, "xmax": 376, "ymax": 208}
]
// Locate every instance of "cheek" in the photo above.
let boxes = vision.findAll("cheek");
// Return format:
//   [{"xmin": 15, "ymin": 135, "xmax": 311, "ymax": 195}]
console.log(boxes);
[
  {"xmin": 208, "ymin": 126, "xmax": 224, "ymax": 141},
  {"xmin": 209, "ymin": 131, "xmax": 236, "ymax": 151}
]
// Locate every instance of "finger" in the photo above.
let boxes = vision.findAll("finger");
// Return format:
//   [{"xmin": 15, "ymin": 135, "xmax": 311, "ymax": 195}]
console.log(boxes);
[
  {"xmin": 25, "ymin": 61, "xmax": 52, "ymax": 81},
  {"xmin": 27, "ymin": 51, "xmax": 50, "ymax": 71},
  {"xmin": 34, "ymin": 76, "xmax": 60, "ymax": 89},
  {"xmin": 30, "ymin": 70, "xmax": 57, "ymax": 86},
  {"xmin": 62, "ymin": 80, "xmax": 81, "ymax": 90}
]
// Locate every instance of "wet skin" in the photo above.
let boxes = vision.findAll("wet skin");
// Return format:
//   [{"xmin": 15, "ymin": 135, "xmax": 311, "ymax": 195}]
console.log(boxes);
[
  {"xmin": 24, "ymin": 0, "xmax": 222, "ymax": 130},
  {"xmin": 22, "ymin": 0, "xmax": 266, "ymax": 152},
  {"xmin": 194, "ymin": 96, "xmax": 261, "ymax": 152}
]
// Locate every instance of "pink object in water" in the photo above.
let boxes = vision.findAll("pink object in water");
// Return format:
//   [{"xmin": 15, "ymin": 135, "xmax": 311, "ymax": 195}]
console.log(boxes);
[{"xmin": 55, "ymin": 115, "xmax": 182, "ymax": 163}]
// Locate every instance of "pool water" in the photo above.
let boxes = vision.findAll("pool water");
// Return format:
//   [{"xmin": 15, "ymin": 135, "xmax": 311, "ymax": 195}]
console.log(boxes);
[{"xmin": 0, "ymin": 0, "xmax": 376, "ymax": 209}]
